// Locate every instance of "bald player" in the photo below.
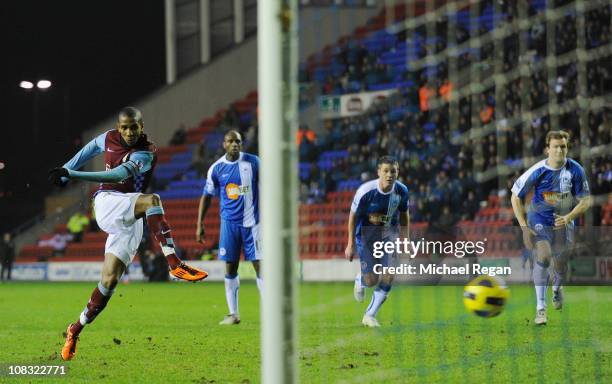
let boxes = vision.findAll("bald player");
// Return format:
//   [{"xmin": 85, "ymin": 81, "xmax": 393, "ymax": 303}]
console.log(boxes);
[{"xmin": 196, "ymin": 130, "xmax": 262, "ymax": 325}]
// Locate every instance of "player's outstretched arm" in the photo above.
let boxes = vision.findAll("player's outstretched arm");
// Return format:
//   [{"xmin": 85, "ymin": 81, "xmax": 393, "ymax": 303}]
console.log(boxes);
[
  {"xmin": 49, "ymin": 150, "xmax": 153, "ymax": 186},
  {"xmin": 554, "ymin": 195, "xmax": 593, "ymax": 227},
  {"xmin": 345, "ymin": 211, "xmax": 357, "ymax": 261},
  {"xmin": 49, "ymin": 164, "xmax": 130, "ymax": 185},
  {"xmin": 52, "ymin": 133, "xmax": 107, "ymax": 186},
  {"xmin": 63, "ymin": 135, "xmax": 106, "ymax": 170},
  {"xmin": 196, "ymin": 194, "xmax": 213, "ymax": 243},
  {"xmin": 510, "ymin": 192, "xmax": 535, "ymax": 250}
]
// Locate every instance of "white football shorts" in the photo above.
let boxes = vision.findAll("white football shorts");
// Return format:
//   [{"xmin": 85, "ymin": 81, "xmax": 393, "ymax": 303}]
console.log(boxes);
[{"xmin": 93, "ymin": 191, "xmax": 143, "ymax": 266}]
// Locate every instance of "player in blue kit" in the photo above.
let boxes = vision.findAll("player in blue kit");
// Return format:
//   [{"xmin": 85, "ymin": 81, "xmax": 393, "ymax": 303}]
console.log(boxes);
[
  {"xmin": 48, "ymin": 107, "xmax": 208, "ymax": 360},
  {"xmin": 511, "ymin": 130, "xmax": 592, "ymax": 325},
  {"xmin": 345, "ymin": 156, "xmax": 410, "ymax": 327},
  {"xmin": 196, "ymin": 130, "xmax": 262, "ymax": 325}
]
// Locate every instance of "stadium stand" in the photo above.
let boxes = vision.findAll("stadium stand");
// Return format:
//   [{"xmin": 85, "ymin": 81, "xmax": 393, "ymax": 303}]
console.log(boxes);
[{"xmin": 16, "ymin": 0, "xmax": 611, "ymax": 263}]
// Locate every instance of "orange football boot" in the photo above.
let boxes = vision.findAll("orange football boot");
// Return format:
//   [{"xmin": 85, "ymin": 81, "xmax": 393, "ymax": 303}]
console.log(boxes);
[
  {"xmin": 61, "ymin": 324, "xmax": 79, "ymax": 361},
  {"xmin": 170, "ymin": 262, "xmax": 209, "ymax": 282}
]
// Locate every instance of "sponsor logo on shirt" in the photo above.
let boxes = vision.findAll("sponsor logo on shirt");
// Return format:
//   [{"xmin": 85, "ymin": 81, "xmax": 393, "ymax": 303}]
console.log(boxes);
[
  {"xmin": 368, "ymin": 213, "xmax": 391, "ymax": 225},
  {"xmin": 542, "ymin": 191, "xmax": 569, "ymax": 205},
  {"xmin": 226, "ymin": 183, "xmax": 250, "ymax": 200}
]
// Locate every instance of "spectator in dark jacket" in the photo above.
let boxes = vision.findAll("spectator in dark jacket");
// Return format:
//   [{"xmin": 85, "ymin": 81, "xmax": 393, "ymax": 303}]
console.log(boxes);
[{"xmin": 0, "ymin": 233, "xmax": 15, "ymax": 281}]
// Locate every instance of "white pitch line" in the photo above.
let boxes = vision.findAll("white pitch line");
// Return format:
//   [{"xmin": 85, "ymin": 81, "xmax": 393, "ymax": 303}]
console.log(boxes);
[{"xmin": 301, "ymin": 295, "xmax": 355, "ymax": 317}]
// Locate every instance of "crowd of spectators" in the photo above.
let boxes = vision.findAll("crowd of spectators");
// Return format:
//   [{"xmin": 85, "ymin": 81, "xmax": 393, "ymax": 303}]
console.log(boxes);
[
  {"xmin": 293, "ymin": 0, "xmax": 611, "ymax": 224},
  {"xmin": 155, "ymin": 1, "xmax": 610, "ymax": 227}
]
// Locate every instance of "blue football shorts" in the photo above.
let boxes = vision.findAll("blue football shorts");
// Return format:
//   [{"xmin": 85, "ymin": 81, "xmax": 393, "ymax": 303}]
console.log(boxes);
[
  {"xmin": 528, "ymin": 214, "xmax": 572, "ymax": 257},
  {"xmin": 218, "ymin": 220, "xmax": 261, "ymax": 262},
  {"xmin": 356, "ymin": 243, "xmax": 397, "ymax": 276}
]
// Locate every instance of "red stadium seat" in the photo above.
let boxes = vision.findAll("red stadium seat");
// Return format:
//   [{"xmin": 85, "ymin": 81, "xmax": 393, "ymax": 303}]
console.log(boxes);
[
  {"xmin": 48, "ymin": 255, "xmax": 105, "ymax": 262},
  {"xmin": 83, "ymin": 232, "xmax": 107, "ymax": 242},
  {"xmin": 15, "ymin": 256, "xmax": 43, "ymax": 263},
  {"xmin": 64, "ymin": 243, "xmax": 105, "ymax": 258},
  {"xmin": 18, "ymin": 245, "xmax": 55, "ymax": 261}
]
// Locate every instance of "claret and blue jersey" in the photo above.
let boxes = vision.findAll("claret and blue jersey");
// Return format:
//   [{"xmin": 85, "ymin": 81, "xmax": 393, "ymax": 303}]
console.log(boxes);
[
  {"xmin": 351, "ymin": 179, "xmax": 409, "ymax": 247},
  {"xmin": 203, "ymin": 152, "xmax": 260, "ymax": 227},
  {"xmin": 62, "ymin": 130, "xmax": 156, "ymax": 194},
  {"xmin": 511, "ymin": 158, "xmax": 590, "ymax": 229}
]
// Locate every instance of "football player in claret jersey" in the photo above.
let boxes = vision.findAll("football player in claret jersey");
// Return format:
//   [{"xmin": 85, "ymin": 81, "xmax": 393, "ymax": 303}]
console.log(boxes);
[
  {"xmin": 47, "ymin": 107, "xmax": 208, "ymax": 361},
  {"xmin": 511, "ymin": 130, "xmax": 592, "ymax": 325},
  {"xmin": 196, "ymin": 130, "xmax": 261, "ymax": 325},
  {"xmin": 345, "ymin": 156, "xmax": 410, "ymax": 327}
]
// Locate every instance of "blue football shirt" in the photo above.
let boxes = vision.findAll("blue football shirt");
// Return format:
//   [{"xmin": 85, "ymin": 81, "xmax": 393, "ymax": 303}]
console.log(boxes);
[
  {"xmin": 203, "ymin": 152, "xmax": 260, "ymax": 227},
  {"xmin": 351, "ymin": 179, "xmax": 409, "ymax": 246},
  {"xmin": 511, "ymin": 158, "xmax": 590, "ymax": 226}
]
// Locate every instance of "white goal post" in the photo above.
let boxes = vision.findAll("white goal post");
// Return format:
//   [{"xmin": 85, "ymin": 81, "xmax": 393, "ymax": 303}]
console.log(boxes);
[{"xmin": 258, "ymin": 0, "xmax": 299, "ymax": 383}]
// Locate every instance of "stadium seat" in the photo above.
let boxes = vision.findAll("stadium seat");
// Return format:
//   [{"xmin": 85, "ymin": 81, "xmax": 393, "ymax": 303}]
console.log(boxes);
[{"xmin": 17, "ymin": 245, "xmax": 55, "ymax": 261}]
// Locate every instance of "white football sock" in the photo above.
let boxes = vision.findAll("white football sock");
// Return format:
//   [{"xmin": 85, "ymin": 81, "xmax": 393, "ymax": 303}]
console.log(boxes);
[
  {"xmin": 79, "ymin": 311, "xmax": 88, "ymax": 326},
  {"xmin": 533, "ymin": 262, "xmax": 549, "ymax": 311},
  {"xmin": 552, "ymin": 267, "xmax": 566, "ymax": 292},
  {"xmin": 365, "ymin": 285, "xmax": 390, "ymax": 317},
  {"xmin": 225, "ymin": 275, "xmax": 240, "ymax": 315},
  {"xmin": 355, "ymin": 274, "xmax": 364, "ymax": 289},
  {"xmin": 256, "ymin": 277, "xmax": 264, "ymax": 296}
]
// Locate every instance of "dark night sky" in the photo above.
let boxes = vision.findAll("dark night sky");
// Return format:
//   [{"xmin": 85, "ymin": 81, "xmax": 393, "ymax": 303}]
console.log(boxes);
[{"xmin": 0, "ymin": 0, "xmax": 166, "ymax": 232}]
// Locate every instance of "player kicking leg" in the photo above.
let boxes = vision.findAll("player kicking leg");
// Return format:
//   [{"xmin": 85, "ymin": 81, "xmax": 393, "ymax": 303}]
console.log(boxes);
[
  {"xmin": 61, "ymin": 193, "xmax": 207, "ymax": 360},
  {"xmin": 137, "ymin": 194, "xmax": 208, "ymax": 281}
]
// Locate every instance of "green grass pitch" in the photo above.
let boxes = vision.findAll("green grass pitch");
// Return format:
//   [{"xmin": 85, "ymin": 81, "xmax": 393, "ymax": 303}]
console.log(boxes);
[{"xmin": 0, "ymin": 282, "xmax": 610, "ymax": 383}]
